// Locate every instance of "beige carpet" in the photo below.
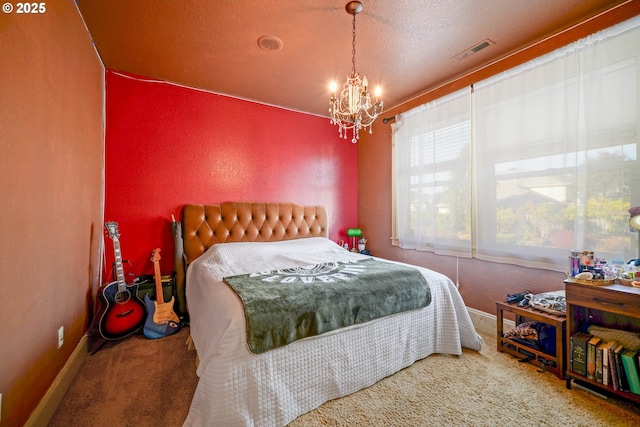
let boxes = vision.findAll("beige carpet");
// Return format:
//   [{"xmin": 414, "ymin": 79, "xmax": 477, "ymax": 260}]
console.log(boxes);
[{"xmin": 49, "ymin": 327, "xmax": 640, "ymax": 426}]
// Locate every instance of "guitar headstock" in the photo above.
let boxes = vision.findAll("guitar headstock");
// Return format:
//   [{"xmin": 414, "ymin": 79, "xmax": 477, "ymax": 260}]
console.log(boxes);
[
  {"xmin": 151, "ymin": 248, "xmax": 161, "ymax": 263},
  {"xmin": 105, "ymin": 222, "xmax": 119, "ymax": 240}
]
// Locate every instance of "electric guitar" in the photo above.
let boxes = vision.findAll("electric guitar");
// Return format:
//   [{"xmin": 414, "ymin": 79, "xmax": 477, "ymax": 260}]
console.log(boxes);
[
  {"xmin": 95, "ymin": 222, "xmax": 146, "ymax": 340},
  {"xmin": 143, "ymin": 248, "xmax": 180, "ymax": 339}
]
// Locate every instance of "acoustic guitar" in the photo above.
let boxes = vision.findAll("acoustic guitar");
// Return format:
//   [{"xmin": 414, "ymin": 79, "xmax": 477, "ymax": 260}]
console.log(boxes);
[
  {"xmin": 143, "ymin": 248, "xmax": 180, "ymax": 339},
  {"xmin": 95, "ymin": 222, "xmax": 146, "ymax": 340}
]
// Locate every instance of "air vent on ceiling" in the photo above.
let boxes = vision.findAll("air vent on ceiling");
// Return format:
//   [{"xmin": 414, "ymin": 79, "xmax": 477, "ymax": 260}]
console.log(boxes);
[{"xmin": 452, "ymin": 38, "xmax": 495, "ymax": 61}]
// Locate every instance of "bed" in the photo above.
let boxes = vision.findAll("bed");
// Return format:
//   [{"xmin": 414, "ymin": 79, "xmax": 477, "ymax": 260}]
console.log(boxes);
[{"xmin": 176, "ymin": 202, "xmax": 483, "ymax": 427}]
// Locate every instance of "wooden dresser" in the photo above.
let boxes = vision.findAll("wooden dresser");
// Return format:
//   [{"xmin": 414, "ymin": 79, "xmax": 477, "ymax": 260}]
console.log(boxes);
[{"xmin": 565, "ymin": 280, "xmax": 640, "ymax": 404}]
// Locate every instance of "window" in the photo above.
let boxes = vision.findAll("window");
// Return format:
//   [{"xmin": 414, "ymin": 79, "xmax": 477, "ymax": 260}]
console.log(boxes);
[
  {"xmin": 394, "ymin": 16, "xmax": 640, "ymax": 272},
  {"xmin": 394, "ymin": 89, "xmax": 472, "ymax": 257}
]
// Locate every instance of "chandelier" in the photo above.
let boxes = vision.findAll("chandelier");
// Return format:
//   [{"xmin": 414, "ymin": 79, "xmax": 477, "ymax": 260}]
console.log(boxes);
[{"xmin": 329, "ymin": 1, "xmax": 383, "ymax": 143}]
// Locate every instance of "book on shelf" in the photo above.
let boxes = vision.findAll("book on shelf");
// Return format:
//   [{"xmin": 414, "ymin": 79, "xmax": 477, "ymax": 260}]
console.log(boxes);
[
  {"xmin": 601, "ymin": 341, "xmax": 617, "ymax": 386},
  {"xmin": 595, "ymin": 341, "xmax": 605, "ymax": 383},
  {"xmin": 587, "ymin": 335, "xmax": 602, "ymax": 381},
  {"xmin": 612, "ymin": 343, "xmax": 629, "ymax": 392},
  {"xmin": 609, "ymin": 342, "xmax": 620, "ymax": 390},
  {"xmin": 570, "ymin": 332, "xmax": 591, "ymax": 377},
  {"xmin": 621, "ymin": 349, "xmax": 640, "ymax": 395},
  {"xmin": 637, "ymin": 352, "xmax": 640, "ymax": 390}
]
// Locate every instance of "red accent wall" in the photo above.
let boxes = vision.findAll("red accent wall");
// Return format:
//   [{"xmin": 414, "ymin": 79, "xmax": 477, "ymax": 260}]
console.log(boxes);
[{"xmin": 105, "ymin": 70, "xmax": 357, "ymax": 279}]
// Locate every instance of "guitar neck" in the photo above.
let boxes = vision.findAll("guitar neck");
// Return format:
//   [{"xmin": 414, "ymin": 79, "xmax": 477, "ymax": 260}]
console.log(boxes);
[
  {"xmin": 112, "ymin": 237, "xmax": 127, "ymax": 292},
  {"xmin": 153, "ymin": 259, "xmax": 165, "ymax": 304}
]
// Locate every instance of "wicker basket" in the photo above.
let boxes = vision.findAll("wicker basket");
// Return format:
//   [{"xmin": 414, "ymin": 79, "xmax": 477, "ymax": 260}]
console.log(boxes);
[
  {"xmin": 566, "ymin": 277, "xmax": 615, "ymax": 286},
  {"xmin": 617, "ymin": 277, "xmax": 640, "ymax": 287},
  {"xmin": 618, "ymin": 277, "xmax": 634, "ymax": 286}
]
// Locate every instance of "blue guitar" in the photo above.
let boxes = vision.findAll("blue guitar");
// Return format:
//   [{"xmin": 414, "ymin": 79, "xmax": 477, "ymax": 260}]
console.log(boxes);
[{"xmin": 143, "ymin": 248, "xmax": 180, "ymax": 339}]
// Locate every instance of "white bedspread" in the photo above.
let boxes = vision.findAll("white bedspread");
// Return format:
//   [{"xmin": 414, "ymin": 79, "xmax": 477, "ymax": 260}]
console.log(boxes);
[{"xmin": 184, "ymin": 237, "xmax": 482, "ymax": 427}]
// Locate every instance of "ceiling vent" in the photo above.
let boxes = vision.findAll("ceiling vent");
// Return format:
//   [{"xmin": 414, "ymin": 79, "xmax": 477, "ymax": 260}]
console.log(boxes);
[{"xmin": 453, "ymin": 39, "xmax": 495, "ymax": 61}]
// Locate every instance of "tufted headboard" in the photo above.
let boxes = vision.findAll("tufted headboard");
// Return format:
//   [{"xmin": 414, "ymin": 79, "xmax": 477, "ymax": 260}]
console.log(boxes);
[
  {"xmin": 172, "ymin": 202, "xmax": 328, "ymax": 314},
  {"xmin": 181, "ymin": 202, "xmax": 328, "ymax": 265}
]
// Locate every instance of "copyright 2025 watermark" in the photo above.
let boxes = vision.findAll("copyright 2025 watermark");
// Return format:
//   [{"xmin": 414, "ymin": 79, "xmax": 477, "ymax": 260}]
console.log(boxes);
[{"xmin": 3, "ymin": 2, "xmax": 47, "ymax": 14}]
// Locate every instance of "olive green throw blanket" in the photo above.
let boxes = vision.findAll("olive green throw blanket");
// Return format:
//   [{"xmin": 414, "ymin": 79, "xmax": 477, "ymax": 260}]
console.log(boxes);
[{"xmin": 224, "ymin": 258, "xmax": 431, "ymax": 354}]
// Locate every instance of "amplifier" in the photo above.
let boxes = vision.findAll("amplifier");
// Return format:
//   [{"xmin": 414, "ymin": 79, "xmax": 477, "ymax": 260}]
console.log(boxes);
[{"xmin": 134, "ymin": 274, "xmax": 176, "ymax": 306}]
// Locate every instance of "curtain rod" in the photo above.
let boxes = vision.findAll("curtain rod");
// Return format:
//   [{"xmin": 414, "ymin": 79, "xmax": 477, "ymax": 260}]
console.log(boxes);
[{"xmin": 382, "ymin": 116, "xmax": 396, "ymax": 124}]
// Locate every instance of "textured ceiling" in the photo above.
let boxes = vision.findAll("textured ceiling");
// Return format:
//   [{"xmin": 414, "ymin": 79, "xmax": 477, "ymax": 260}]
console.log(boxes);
[{"xmin": 76, "ymin": 0, "xmax": 629, "ymax": 117}]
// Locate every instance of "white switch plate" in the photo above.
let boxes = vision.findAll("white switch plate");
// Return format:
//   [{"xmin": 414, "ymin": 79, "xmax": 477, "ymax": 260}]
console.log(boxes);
[{"xmin": 58, "ymin": 326, "xmax": 64, "ymax": 348}]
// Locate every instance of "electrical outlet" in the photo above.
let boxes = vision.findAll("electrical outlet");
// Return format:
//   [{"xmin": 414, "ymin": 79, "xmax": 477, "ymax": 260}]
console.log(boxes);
[{"xmin": 58, "ymin": 326, "xmax": 64, "ymax": 348}]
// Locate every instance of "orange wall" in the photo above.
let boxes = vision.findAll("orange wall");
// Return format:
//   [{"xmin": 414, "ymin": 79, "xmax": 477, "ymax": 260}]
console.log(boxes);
[
  {"xmin": 358, "ymin": 2, "xmax": 640, "ymax": 316},
  {"xmin": 0, "ymin": 1, "xmax": 105, "ymax": 426},
  {"xmin": 104, "ymin": 71, "xmax": 358, "ymax": 280}
]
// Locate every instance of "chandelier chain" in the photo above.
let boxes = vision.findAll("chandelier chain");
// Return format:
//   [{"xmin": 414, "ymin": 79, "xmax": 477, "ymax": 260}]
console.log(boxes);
[{"xmin": 351, "ymin": 12, "xmax": 357, "ymax": 75}]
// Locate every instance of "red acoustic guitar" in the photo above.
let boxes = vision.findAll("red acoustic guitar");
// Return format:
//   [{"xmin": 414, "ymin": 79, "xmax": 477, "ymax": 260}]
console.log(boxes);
[{"xmin": 95, "ymin": 222, "xmax": 146, "ymax": 340}]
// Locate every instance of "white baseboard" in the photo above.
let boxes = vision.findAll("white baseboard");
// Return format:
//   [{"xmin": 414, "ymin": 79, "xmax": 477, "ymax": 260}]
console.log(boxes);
[
  {"xmin": 467, "ymin": 307, "xmax": 515, "ymax": 337},
  {"xmin": 25, "ymin": 334, "xmax": 88, "ymax": 427}
]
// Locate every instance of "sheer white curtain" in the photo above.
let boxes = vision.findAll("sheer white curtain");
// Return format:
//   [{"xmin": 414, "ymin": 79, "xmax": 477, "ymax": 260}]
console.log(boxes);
[
  {"xmin": 393, "ymin": 15, "xmax": 640, "ymax": 271},
  {"xmin": 474, "ymin": 16, "xmax": 640, "ymax": 271},
  {"xmin": 393, "ymin": 88, "xmax": 472, "ymax": 257}
]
